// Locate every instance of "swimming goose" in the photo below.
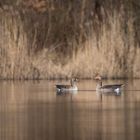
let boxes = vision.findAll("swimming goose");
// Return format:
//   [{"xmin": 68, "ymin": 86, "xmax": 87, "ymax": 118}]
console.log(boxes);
[
  {"xmin": 95, "ymin": 75, "xmax": 123, "ymax": 93},
  {"xmin": 56, "ymin": 78, "xmax": 78, "ymax": 92}
]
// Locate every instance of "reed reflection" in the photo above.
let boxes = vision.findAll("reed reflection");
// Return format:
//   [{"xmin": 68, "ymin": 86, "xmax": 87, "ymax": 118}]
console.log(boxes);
[{"xmin": 0, "ymin": 80, "xmax": 140, "ymax": 140}]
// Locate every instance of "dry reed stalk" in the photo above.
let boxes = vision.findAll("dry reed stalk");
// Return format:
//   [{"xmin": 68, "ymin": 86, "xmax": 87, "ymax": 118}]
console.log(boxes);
[
  {"xmin": 0, "ymin": 7, "xmax": 140, "ymax": 79},
  {"xmin": 0, "ymin": 11, "xmax": 29, "ymax": 79}
]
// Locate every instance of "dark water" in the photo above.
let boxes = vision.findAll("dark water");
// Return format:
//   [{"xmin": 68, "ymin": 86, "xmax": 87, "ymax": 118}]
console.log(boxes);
[{"xmin": 0, "ymin": 79, "xmax": 140, "ymax": 140}]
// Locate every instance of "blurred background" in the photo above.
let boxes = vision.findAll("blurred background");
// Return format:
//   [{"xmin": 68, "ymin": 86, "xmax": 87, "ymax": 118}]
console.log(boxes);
[{"xmin": 0, "ymin": 0, "xmax": 140, "ymax": 79}]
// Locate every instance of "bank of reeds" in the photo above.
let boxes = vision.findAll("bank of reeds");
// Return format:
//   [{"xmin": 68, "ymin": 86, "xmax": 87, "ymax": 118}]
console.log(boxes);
[{"xmin": 0, "ymin": 1, "xmax": 140, "ymax": 79}]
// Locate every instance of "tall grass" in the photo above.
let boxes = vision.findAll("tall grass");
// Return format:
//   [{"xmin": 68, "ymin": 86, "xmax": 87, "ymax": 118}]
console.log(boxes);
[
  {"xmin": 0, "ymin": 10, "xmax": 30, "ymax": 79},
  {"xmin": 0, "ymin": 1, "xmax": 140, "ymax": 79}
]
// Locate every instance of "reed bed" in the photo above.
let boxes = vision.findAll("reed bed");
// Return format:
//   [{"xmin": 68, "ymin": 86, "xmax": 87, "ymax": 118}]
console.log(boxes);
[{"xmin": 0, "ymin": 1, "xmax": 140, "ymax": 79}]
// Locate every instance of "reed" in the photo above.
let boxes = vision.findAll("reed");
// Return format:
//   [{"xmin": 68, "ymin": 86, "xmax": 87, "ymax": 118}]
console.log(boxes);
[{"xmin": 0, "ymin": 1, "xmax": 140, "ymax": 79}]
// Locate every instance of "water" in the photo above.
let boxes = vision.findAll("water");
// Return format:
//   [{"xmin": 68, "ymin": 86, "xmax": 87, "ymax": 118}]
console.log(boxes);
[{"xmin": 0, "ymin": 79, "xmax": 140, "ymax": 140}]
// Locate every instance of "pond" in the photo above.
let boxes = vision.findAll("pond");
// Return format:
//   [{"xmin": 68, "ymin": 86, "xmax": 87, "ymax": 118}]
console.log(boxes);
[{"xmin": 0, "ymin": 79, "xmax": 140, "ymax": 140}]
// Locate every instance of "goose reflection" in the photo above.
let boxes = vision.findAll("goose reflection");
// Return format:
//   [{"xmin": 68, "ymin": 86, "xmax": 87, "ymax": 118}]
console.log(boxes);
[{"xmin": 56, "ymin": 90, "xmax": 78, "ymax": 96}]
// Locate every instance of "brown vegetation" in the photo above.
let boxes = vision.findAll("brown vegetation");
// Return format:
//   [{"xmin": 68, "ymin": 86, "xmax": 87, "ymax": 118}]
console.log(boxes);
[{"xmin": 0, "ymin": 0, "xmax": 140, "ymax": 79}]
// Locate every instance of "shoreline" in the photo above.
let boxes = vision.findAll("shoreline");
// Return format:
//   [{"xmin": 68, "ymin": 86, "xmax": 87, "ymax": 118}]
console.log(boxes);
[{"xmin": 0, "ymin": 77, "xmax": 140, "ymax": 81}]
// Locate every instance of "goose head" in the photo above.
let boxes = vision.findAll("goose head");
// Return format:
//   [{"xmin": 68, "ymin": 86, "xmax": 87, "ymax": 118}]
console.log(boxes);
[
  {"xmin": 95, "ymin": 74, "xmax": 102, "ymax": 88},
  {"xmin": 95, "ymin": 74, "xmax": 102, "ymax": 81},
  {"xmin": 71, "ymin": 78, "xmax": 78, "ymax": 86}
]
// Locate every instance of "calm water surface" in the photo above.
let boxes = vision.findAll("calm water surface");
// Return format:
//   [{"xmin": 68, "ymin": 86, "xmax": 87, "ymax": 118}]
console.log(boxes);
[{"xmin": 0, "ymin": 79, "xmax": 140, "ymax": 140}]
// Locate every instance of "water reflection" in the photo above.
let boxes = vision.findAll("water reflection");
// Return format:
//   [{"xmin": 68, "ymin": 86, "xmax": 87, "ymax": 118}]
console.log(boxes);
[
  {"xmin": 0, "ymin": 80, "xmax": 140, "ymax": 140},
  {"xmin": 56, "ymin": 90, "xmax": 78, "ymax": 96},
  {"xmin": 96, "ymin": 90, "xmax": 122, "ymax": 97}
]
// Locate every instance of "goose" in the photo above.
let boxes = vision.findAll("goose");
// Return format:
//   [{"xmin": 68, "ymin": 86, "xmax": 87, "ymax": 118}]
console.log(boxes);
[
  {"xmin": 56, "ymin": 78, "xmax": 78, "ymax": 92},
  {"xmin": 95, "ymin": 74, "xmax": 123, "ymax": 93}
]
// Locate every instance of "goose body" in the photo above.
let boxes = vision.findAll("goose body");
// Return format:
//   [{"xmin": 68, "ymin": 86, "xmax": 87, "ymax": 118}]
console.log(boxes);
[
  {"xmin": 95, "ymin": 75, "xmax": 123, "ymax": 93},
  {"xmin": 56, "ymin": 78, "xmax": 78, "ymax": 92}
]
